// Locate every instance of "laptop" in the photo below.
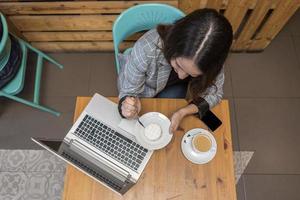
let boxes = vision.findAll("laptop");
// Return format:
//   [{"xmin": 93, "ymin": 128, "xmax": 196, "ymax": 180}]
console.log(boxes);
[{"xmin": 32, "ymin": 93, "xmax": 153, "ymax": 195}]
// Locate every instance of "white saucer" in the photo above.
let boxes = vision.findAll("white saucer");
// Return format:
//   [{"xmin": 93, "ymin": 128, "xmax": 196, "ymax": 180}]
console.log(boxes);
[
  {"xmin": 181, "ymin": 128, "xmax": 217, "ymax": 164},
  {"xmin": 134, "ymin": 112, "xmax": 173, "ymax": 150}
]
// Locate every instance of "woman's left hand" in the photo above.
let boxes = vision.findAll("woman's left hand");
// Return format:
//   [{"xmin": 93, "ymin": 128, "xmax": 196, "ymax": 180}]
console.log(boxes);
[{"xmin": 170, "ymin": 110, "xmax": 185, "ymax": 133}]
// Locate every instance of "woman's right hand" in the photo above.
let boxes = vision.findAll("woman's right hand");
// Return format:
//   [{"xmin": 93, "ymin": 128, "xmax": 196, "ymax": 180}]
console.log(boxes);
[{"xmin": 121, "ymin": 97, "xmax": 141, "ymax": 119}]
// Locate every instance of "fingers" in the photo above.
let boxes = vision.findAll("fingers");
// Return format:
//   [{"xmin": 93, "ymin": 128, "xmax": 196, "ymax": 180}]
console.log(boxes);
[
  {"xmin": 169, "ymin": 124, "xmax": 178, "ymax": 134},
  {"xmin": 121, "ymin": 105, "xmax": 137, "ymax": 119},
  {"xmin": 169, "ymin": 117, "xmax": 178, "ymax": 134},
  {"xmin": 134, "ymin": 98, "xmax": 142, "ymax": 113},
  {"xmin": 169, "ymin": 111, "xmax": 184, "ymax": 133},
  {"xmin": 125, "ymin": 97, "xmax": 136, "ymax": 106},
  {"xmin": 120, "ymin": 96, "xmax": 142, "ymax": 119},
  {"xmin": 169, "ymin": 124, "xmax": 175, "ymax": 134},
  {"xmin": 121, "ymin": 97, "xmax": 139, "ymax": 119},
  {"xmin": 121, "ymin": 106, "xmax": 137, "ymax": 118},
  {"xmin": 122, "ymin": 109, "xmax": 137, "ymax": 119},
  {"xmin": 123, "ymin": 102, "xmax": 136, "ymax": 112},
  {"xmin": 124, "ymin": 97, "xmax": 138, "ymax": 110}
]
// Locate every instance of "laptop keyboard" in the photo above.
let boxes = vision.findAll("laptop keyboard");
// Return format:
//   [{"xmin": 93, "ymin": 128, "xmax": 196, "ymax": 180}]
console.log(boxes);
[{"xmin": 74, "ymin": 114, "xmax": 148, "ymax": 171}]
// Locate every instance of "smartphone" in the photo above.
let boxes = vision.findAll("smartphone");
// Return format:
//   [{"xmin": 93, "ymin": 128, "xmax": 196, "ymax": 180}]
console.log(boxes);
[{"xmin": 201, "ymin": 110, "xmax": 222, "ymax": 132}]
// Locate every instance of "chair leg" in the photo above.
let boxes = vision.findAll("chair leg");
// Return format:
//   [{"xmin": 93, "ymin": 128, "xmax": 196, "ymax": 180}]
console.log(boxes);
[
  {"xmin": 23, "ymin": 42, "xmax": 64, "ymax": 69},
  {"xmin": 0, "ymin": 91, "xmax": 61, "ymax": 116},
  {"xmin": 34, "ymin": 55, "xmax": 43, "ymax": 104},
  {"xmin": 12, "ymin": 35, "xmax": 63, "ymax": 69}
]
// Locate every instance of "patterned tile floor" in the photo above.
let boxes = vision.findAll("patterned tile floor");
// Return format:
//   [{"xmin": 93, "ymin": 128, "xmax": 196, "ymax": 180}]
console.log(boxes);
[
  {"xmin": 0, "ymin": 150, "xmax": 252, "ymax": 199},
  {"xmin": 0, "ymin": 150, "xmax": 65, "ymax": 200}
]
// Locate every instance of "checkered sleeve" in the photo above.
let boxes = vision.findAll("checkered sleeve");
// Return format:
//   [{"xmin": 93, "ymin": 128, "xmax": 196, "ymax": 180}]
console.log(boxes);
[
  {"xmin": 201, "ymin": 67, "xmax": 225, "ymax": 108},
  {"xmin": 118, "ymin": 35, "xmax": 153, "ymax": 99}
]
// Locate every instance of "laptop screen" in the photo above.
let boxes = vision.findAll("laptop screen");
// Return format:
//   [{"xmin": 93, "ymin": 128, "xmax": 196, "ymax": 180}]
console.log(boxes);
[
  {"xmin": 38, "ymin": 139, "xmax": 62, "ymax": 152},
  {"xmin": 32, "ymin": 138, "xmax": 131, "ymax": 194}
]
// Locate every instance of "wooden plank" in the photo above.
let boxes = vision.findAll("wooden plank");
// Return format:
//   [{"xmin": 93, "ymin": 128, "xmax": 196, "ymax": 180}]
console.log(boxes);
[
  {"xmin": 179, "ymin": 0, "xmax": 220, "ymax": 14},
  {"xmin": 62, "ymin": 98, "xmax": 237, "ymax": 200},
  {"xmin": 0, "ymin": 13, "xmax": 24, "ymax": 39},
  {"xmin": 62, "ymin": 167, "xmax": 94, "ymax": 200},
  {"xmin": 206, "ymin": 0, "xmax": 225, "ymax": 11},
  {"xmin": 224, "ymin": 0, "xmax": 258, "ymax": 34},
  {"xmin": 23, "ymin": 32, "xmax": 114, "ymax": 42},
  {"xmin": 249, "ymin": 0, "xmax": 300, "ymax": 50},
  {"xmin": 217, "ymin": 100, "xmax": 236, "ymax": 200},
  {"xmin": 0, "ymin": 1, "xmax": 178, "ymax": 15},
  {"xmin": 178, "ymin": 0, "xmax": 260, "ymax": 14},
  {"xmin": 23, "ymin": 31, "xmax": 143, "ymax": 42},
  {"xmin": 0, "ymin": 0, "xmax": 45, "ymax": 1},
  {"xmin": 231, "ymin": 0, "xmax": 275, "ymax": 51},
  {"xmin": 31, "ymin": 41, "xmax": 134, "ymax": 52},
  {"xmin": 9, "ymin": 15, "xmax": 116, "ymax": 31}
]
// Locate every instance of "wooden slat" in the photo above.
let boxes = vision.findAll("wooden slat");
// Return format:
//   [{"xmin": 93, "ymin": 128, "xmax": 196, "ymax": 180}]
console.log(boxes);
[
  {"xmin": 224, "ymin": 0, "xmax": 257, "ymax": 34},
  {"xmin": 2, "ymin": 0, "xmax": 298, "ymax": 51},
  {"xmin": 62, "ymin": 167, "xmax": 94, "ymax": 200},
  {"xmin": 23, "ymin": 31, "xmax": 143, "ymax": 42},
  {"xmin": 206, "ymin": 0, "xmax": 224, "ymax": 11},
  {"xmin": 24, "ymin": 32, "xmax": 114, "ymax": 42},
  {"xmin": 0, "ymin": 1, "xmax": 178, "ymax": 15},
  {"xmin": 1, "ymin": 13, "xmax": 24, "ymax": 39},
  {"xmin": 179, "ymin": 0, "xmax": 260, "ymax": 14},
  {"xmin": 231, "ymin": 0, "xmax": 276, "ymax": 51},
  {"xmin": 31, "ymin": 41, "xmax": 134, "ymax": 52},
  {"xmin": 0, "ymin": 0, "xmax": 44, "ymax": 1},
  {"xmin": 179, "ymin": 0, "xmax": 225, "ymax": 14},
  {"xmin": 9, "ymin": 15, "xmax": 116, "ymax": 31},
  {"xmin": 249, "ymin": 0, "xmax": 300, "ymax": 50}
]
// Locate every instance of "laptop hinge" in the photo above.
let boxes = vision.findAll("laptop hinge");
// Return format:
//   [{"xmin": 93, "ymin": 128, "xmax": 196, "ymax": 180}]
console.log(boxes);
[{"xmin": 69, "ymin": 139, "xmax": 132, "ymax": 182}]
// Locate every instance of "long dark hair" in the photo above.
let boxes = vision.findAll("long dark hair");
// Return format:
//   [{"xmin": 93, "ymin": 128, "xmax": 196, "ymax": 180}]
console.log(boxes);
[{"xmin": 157, "ymin": 8, "xmax": 233, "ymax": 102}]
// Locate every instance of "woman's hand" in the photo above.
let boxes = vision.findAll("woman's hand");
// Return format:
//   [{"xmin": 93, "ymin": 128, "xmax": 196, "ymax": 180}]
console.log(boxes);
[
  {"xmin": 121, "ymin": 97, "xmax": 141, "ymax": 119},
  {"xmin": 170, "ymin": 109, "xmax": 185, "ymax": 133},
  {"xmin": 169, "ymin": 103, "xmax": 199, "ymax": 133}
]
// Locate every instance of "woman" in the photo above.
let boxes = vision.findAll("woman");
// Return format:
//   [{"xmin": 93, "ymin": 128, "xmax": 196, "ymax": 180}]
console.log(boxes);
[{"xmin": 117, "ymin": 8, "xmax": 233, "ymax": 133}]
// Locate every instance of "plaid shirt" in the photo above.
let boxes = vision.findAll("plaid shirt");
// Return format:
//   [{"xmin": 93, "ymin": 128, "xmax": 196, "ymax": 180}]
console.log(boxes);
[{"xmin": 117, "ymin": 29, "xmax": 225, "ymax": 109}]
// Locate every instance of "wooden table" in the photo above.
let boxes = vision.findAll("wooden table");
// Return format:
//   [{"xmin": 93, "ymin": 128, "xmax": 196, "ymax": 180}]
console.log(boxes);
[{"xmin": 63, "ymin": 97, "xmax": 236, "ymax": 200}]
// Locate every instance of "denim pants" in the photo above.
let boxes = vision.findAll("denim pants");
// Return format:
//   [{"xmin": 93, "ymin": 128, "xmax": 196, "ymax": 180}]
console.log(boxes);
[{"xmin": 155, "ymin": 82, "xmax": 188, "ymax": 98}]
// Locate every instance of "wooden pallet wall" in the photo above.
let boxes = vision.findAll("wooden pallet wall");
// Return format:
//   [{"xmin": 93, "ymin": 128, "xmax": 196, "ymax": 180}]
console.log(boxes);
[
  {"xmin": 180, "ymin": 0, "xmax": 300, "ymax": 51},
  {"xmin": 0, "ymin": 0, "xmax": 299, "ymax": 52},
  {"xmin": 0, "ymin": 0, "xmax": 178, "ymax": 52}
]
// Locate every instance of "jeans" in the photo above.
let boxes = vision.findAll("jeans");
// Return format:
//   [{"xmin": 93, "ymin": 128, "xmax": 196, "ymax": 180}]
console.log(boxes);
[{"xmin": 155, "ymin": 83, "xmax": 188, "ymax": 98}]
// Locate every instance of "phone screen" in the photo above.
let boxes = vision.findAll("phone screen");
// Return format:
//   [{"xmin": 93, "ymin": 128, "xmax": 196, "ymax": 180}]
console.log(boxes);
[{"xmin": 201, "ymin": 110, "xmax": 222, "ymax": 132}]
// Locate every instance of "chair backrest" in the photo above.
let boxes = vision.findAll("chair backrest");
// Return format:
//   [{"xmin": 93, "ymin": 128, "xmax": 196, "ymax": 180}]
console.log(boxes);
[
  {"xmin": 0, "ymin": 14, "xmax": 8, "ymax": 54},
  {"xmin": 0, "ymin": 13, "xmax": 9, "ymax": 71},
  {"xmin": 113, "ymin": 3, "xmax": 185, "ymax": 73}
]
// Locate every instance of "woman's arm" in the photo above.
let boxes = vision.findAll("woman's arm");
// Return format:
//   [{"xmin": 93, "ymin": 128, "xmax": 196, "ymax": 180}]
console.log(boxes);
[
  {"xmin": 200, "ymin": 67, "xmax": 225, "ymax": 111},
  {"xmin": 170, "ymin": 103, "xmax": 198, "ymax": 132},
  {"xmin": 118, "ymin": 31, "xmax": 156, "ymax": 118},
  {"xmin": 170, "ymin": 68, "xmax": 225, "ymax": 132},
  {"xmin": 180, "ymin": 67, "xmax": 225, "ymax": 117},
  {"xmin": 117, "ymin": 41, "xmax": 147, "ymax": 118},
  {"xmin": 191, "ymin": 67, "xmax": 225, "ymax": 118},
  {"xmin": 118, "ymin": 40, "xmax": 149, "ymax": 99}
]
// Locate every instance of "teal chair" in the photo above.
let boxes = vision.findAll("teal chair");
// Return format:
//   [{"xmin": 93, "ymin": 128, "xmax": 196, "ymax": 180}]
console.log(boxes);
[
  {"xmin": 0, "ymin": 13, "xmax": 63, "ymax": 116},
  {"xmin": 113, "ymin": 3, "xmax": 185, "ymax": 74}
]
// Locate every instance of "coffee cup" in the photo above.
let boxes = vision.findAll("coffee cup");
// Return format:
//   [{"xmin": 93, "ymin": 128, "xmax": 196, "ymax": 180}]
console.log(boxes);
[{"xmin": 192, "ymin": 134, "xmax": 212, "ymax": 153}]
